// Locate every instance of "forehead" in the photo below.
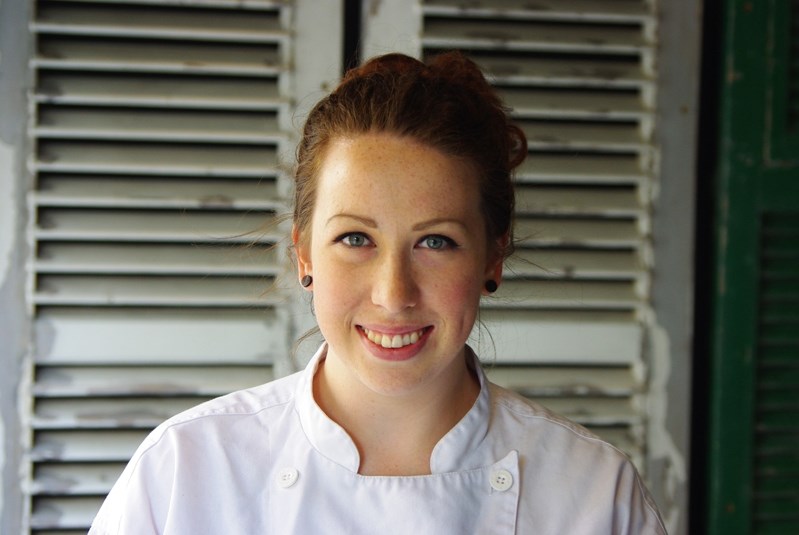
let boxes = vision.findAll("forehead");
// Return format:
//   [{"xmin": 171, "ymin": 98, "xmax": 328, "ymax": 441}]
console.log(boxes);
[{"xmin": 314, "ymin": 133, "xmax": 481, "ymax": 218}]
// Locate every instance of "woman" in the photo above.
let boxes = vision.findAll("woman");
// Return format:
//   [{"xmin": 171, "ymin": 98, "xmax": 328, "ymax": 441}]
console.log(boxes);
[{"xmin": 91, "ymin": 52, "xmax": 666, "ymax": 534}]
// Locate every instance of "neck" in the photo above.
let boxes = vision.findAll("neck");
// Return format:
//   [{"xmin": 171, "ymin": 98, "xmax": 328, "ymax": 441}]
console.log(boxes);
[{"xmin": 312, "ymin": 348, "xmax": 480, "ymax": 476}]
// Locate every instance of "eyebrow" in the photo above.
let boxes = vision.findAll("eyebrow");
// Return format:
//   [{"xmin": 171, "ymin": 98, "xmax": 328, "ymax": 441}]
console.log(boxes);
[
  {"xmin": 326, "ymin": 214, "xmax": 377, "ymax": 227},
  {"xmin": 326, "ymin": 214, "xmax": 467, "ymax": 231},
  {"xmin": 412, "ymin": 218, "xmax": 468, "ymax": 231}
]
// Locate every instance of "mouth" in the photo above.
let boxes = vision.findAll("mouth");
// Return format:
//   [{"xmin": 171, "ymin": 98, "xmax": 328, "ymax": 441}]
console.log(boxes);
[{"xmin": 359, "ymin": 326, "xmax": 431, "ymax": 349}]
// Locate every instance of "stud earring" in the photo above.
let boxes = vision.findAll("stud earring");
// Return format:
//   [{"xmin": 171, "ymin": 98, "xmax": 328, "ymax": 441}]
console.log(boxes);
[
  {"xmin": 484, "ymin": 280, "xmax": 498, "ymax": 293},
  {"xmin": 301, "ymin": 275, "xmax": 313, "ymax": 288}
]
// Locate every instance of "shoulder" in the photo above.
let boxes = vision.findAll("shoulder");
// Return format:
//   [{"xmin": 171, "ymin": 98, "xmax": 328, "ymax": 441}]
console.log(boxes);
[
  {"xmin": 90, "ymin": 371, "xmax": 305, "ymax": 533},
  {"xmin": 169, "ymin": 371, "xmax": 298, "ymax": 425},
  {"xmin": 134, "ymin": 370, "xmax": 302, "ymax": 458},
  {"xmin": 487, "ymin": 382, "xmax": 667, "ymax": 534},
  {"xmin": 487, "ymin": 381, "xmax": 639, "ymax": 489},
  {"xmin": 488, "ymin": 381, "xmax": 608, "ymax": 446}
]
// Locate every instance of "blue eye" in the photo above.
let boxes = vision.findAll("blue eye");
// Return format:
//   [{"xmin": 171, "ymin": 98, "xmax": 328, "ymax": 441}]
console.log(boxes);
[
  {"xmin": 419, "ymin": 235, "xmax": 456, "ymax": 250},
  {"xmin": 339, "ymin": 233, "xmax": 371, "ymax": 247}
]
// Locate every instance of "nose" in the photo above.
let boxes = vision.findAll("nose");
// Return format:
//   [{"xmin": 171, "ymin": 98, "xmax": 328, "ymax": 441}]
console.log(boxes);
[{"xmin": 371, "ymin": 250, "xmax": 418, "ymax": 313}]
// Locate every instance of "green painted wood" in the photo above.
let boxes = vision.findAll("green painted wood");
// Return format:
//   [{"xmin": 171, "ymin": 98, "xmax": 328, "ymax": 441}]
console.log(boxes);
[{"xmin": 709, "ymin": 1, "xmax": 799, "ymax": 534}]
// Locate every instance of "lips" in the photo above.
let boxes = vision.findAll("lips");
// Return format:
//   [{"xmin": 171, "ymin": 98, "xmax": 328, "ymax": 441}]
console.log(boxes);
[{"xmin": 360, "ymin": 326, "xmax": 428, "ymax": 349}]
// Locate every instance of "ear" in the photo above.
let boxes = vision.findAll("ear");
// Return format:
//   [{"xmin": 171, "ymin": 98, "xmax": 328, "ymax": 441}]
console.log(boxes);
[
  {"xmin": 482, "ymin": 234, "xmax": 507, "ymax": 295},
  {"xmin": 292, "ymin": 225, "xmax": 312, "ymax": 288}
]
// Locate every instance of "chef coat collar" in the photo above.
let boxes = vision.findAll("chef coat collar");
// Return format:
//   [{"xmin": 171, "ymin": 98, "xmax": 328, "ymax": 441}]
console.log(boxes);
[{"xmin": 294, "ymin": 343, "xmax": 492, "ymax": 474}]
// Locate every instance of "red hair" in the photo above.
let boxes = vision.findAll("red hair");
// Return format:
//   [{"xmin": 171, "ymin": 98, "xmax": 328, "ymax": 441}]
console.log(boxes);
[{"xmin": 293, "ymin": 51, "xmax": 527, "ymax": 258}]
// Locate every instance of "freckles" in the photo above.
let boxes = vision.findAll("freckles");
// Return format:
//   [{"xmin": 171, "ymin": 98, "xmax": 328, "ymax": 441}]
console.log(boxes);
[{"xmin": 436, "ymin": 276, "xmax": 481, "ymax": 305}]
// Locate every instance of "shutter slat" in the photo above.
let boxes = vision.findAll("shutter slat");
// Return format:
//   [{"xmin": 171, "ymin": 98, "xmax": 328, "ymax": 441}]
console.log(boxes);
[
  {"xmin": 35, "ymin": 36, "xmax": 282, "ymax": 76},
  {"xmin": 516, "ymin": 154, "xmax": 643, "ymax": 184},
  {"xmin": 34, "ymin": 275, "xmax": 276, "ymax": 307},
  {"xmin": 34, "ymin": 2, "xmax": 286, "ymax": 43},
  {"xmin": 476, "ymin": 310, "xmax": 641, "ymax": 365},
  {"xmin": 503, "ymin": 87, "xmax": 646, "ymax": 120},
  {"xmin": 35, "ymin": 106, "xmax": 282, "ymax": 143},
  {"xmin": 35, "ymin": 307, "xmax": 284, "ymax": 365},
  {"xmin": 521, "ymin": 120, "xmax": 646, "ymax": 152},
  {"xmin": 32, "ymin": 430, "xmax": 148, "ymax": 462},
  {"xmin": 485, "ymin": 366, "xmax": 634, "ymax": 396},
  {"xmin": 489, "ymin": 279, "xmax": 639, "ymax": 310},
  {"xmin": 30, "ymin": 496, "xmax": 105, "ymax": 530},
  {"xmin": 35, "ymin": 176, "xmax": 280, "ymax": 210},
  {"xmin": 36, "ymin": 141, "xmax": 279, "ymax": 175},
  {"xmin": 423, "ymin": 0, "xmax": 651, "ymax": 22},
  {"xmin": 479, "ymin": 308, "xmax": 636, "ymax": 324},
  {"xmin": 36, "ymin": 209, "xmax": 278, "ymax": 243},
  {"xmin": 507, "ymin": 249, "xmax": 640, "ymax": 279},
  {"xmin": 516, "ymin": 185, "xmax": 640, "ymax": 216},
  {"xmin": 32, "ymin": 463, "xmax": 123, "ymax": 496},
  {"xmin": 423, "ymin": 18, "xmax": 647, "ymax": 54},
  {"xmin": 36, "ymin": 243, "xmax": 278, "ymax": 276},
  {"xmin": 476, "ymin": 55, "xmax": 645, "ymax": 89},
  {"xmin": 36, "ymin": 72, "xmax": 283, "ymax": 110},
  {"xmin": 34, "ymin": 398, "xmax": 209, "ymax": 429},
  {"xmin": 515, "ymin": 218, "xmax": 640, "ymax": 247},
  {"xmin": 42, "ymin": 0, "xmax": 283, "ymax": 7},
  {"xmin": 34, "ymin": 365, "xmax": 272, "ymax": 397}
]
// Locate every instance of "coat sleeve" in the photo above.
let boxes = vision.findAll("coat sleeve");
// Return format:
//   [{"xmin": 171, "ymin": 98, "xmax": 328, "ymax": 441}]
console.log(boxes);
[
  {"xmin": 89, "ymin": 425, "xmax": 178, "ymax": 535},
  {"xmin": 613, "ymin": 458, "xmax": 668, "ymax": 535}
]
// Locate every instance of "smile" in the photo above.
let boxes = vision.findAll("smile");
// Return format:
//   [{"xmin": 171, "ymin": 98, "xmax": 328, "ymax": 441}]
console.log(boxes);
[{"xmin": 361, "ymin": 327, "xmax": 428, "ymax": 349}]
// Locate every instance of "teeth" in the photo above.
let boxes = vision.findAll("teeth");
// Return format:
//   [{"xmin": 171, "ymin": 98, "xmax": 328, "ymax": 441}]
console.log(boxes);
[{"xmin": 363, "ymin": 327, "xmax": 425, "ymax": 349}]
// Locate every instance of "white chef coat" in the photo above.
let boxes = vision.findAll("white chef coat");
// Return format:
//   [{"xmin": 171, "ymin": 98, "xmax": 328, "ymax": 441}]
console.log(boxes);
[{"xmin": 90, "ymin": 344, "xmax": 667, "ymax": 534}]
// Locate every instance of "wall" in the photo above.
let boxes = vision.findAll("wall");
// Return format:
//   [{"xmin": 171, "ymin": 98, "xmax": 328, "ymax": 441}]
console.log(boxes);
[
  {"xmin": 649, "ymin": 1, "xmax": 703, "ymax": 533},
  {"xmin": 0, "ymin": 0, "xmax": 701, "ymax": 532},
  {"xmin": 1, "ymin": 0, "xmax": 33, "ymax": 531}
]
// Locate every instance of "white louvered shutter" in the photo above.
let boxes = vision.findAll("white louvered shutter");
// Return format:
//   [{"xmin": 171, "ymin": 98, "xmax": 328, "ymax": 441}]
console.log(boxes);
[
  {"xmin": 23, "ymin": 1, "xmax": 336, "ymax": 532},
  {"xmin": 364, "ymin": 0, "xmax": 657, "ymax": 470}
]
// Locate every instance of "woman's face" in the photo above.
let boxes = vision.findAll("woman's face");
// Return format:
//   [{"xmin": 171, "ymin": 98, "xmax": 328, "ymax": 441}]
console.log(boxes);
[{"xmin": 295, "ymin": 132, "xmax": 502, "ymax": 398}]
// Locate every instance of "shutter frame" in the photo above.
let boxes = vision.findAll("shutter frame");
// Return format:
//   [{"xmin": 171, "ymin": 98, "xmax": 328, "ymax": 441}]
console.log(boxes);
[
  {"xmin": 22, "ymin": 1, "xmax": 343, "ymax": 531},
  {"xmin": 363, "ymin": 0, "xmax": 660, "ymax": 474}
]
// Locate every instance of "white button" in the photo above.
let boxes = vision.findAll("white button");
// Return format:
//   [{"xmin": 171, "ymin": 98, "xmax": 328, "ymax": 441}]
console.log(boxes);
[
  {"xmin": 277, "ymin": 468, "xmax": 299, "ymax": 488},
  {"xmin": 489, "ymin": 469, "xmax": 513, "ymax": 492}
]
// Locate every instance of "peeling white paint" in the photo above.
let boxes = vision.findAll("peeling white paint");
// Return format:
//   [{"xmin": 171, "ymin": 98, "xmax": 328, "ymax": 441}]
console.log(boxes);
[
  {"xmin": 0, "ymin": 141, "xmax": 14, "ymax": 287},
  {"xmin": 648, "ymin": 323, "xmax": 688, "ymax": 534},
  {"xmin": 0, "ymin": 137, "xmax": 15, "ymax": 534},
  {"xmin": 0, "ymin": 401, "xmax": 4, "ymax": 534},
  {"xmin": 361, "ymin": 0, "xmax": 423, "ymax": 59}
]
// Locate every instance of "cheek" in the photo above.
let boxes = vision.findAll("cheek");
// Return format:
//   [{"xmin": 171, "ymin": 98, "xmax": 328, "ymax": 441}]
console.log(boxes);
[
  {"xmin": 429, "ymin": 269, "xmax": 484, "ymax": 317},
  {"xmin": 308, "ymin": 252, "xmax": 364, "ymax": 325},
  {"xmin": 439, "ymin": 283, "xmax": 482, "ymax": 345},
  {"xmin": 310, "ymin": 278, "xmax": 353, "ymax": 346}
]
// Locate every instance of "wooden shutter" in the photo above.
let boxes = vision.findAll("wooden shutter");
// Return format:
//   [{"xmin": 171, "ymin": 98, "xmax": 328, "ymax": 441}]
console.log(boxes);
[
  {"xmin": 363, "ymin": 0, "xmax": 658, "ymax": 468},
  {"xmin": 25, "ymin": 1, "xmax": 300, "ymax": 532},
  {"xmin": 751, "ymin": 213, "xmax": 799, "ymax": 532},
  {"xmin": 709, "ymin": 1, "xmax": 799, "ymax": 533}
]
